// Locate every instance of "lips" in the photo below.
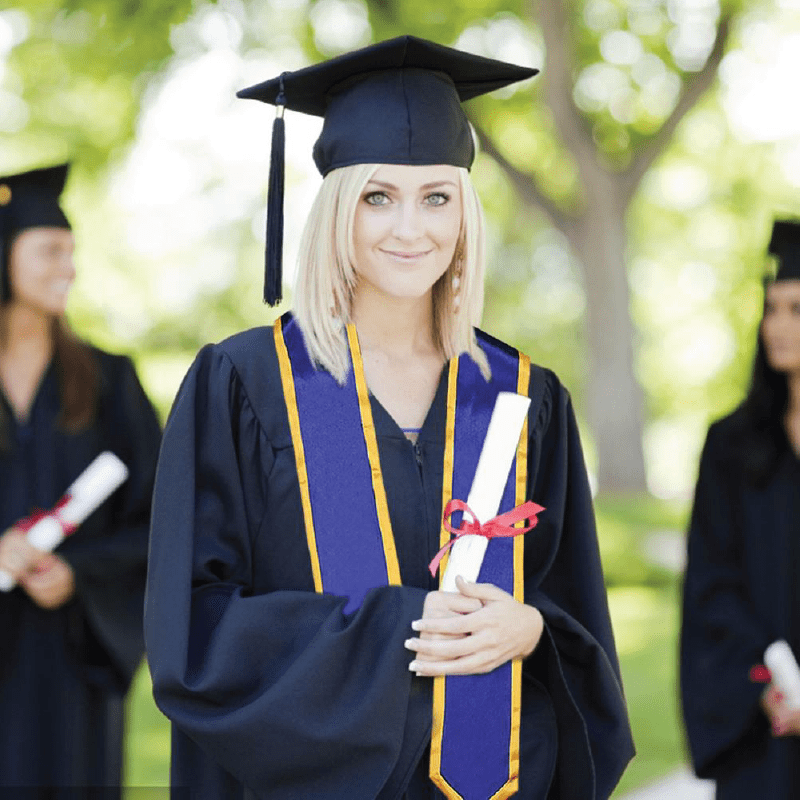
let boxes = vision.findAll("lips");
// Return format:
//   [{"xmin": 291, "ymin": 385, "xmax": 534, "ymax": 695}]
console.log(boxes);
[{"xmin": 379, "ymin": 249, "xmax": 432, "ymax": 261}]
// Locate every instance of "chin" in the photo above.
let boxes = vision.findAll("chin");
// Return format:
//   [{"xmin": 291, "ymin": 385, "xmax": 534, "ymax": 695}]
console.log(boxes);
[{"xmin": 766, "ymin": 355, "xmax": 800, "ymax": 374}]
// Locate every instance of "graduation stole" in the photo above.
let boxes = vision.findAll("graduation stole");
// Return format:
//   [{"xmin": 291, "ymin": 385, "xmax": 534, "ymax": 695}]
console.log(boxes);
[{"xmin": 274, "ymin": 312, "xmax": 529, "ymax": 800}]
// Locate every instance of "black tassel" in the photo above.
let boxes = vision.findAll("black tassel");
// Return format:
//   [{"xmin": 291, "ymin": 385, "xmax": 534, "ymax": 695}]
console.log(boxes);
[{"xmin": 264, "ymin": 74, "xmax": 287, "ymax": 305}]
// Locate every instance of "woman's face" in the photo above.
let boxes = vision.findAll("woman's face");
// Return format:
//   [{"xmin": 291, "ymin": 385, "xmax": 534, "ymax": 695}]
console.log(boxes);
[
  {"xmin": 352, "ymin": 163, "xmax": 462, "ymax": 304},
  {"xmin": 7, "ymin": 227, "xmax": 75, "ymax": 316},
  {"xmin": 761, "ymin": 279, "xmax": 800, "ymax": 376}
]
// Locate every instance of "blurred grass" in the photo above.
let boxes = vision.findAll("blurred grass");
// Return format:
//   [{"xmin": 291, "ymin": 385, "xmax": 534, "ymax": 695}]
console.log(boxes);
[
  {"xmin": 123, "ymin": 495, "xmax": 692, "ymax": 796},
  {"xmin": 124, "ymin": 663, "xmax": 169, "ymax": 790}
]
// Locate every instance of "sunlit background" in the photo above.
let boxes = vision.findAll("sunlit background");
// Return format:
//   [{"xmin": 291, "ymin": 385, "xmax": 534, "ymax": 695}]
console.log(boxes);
[{"xmin": 2, "ymin": 0, "xmax": 800, "ymax": 794}]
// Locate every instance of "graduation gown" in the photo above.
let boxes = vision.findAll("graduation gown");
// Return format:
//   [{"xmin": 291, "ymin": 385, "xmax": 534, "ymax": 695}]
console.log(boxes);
[
  {"xmin": 0, "ymin": 349, "xmax": 161, "ymax": 788},
  {"xmin": 145, "ymin": 325, "xmax": 634, "ymax": 799},
  {"xmin": 681, "ymin": 412, "xmax": 800, "ymax": 799}
]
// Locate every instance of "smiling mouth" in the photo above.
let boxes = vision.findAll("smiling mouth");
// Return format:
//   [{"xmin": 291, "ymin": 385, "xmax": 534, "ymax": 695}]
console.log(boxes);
[{"xmin": 380, "ymin": 249, "xmax": 432, "ymax": 260}]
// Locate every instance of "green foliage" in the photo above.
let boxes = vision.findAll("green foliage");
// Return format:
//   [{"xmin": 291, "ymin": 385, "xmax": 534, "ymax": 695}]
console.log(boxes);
[
  {"xmin": 1, "ymin": 0, "xmax": 198, "ymax": 169},
  {"xmin": 596, "ymin": 493, "xmax": 688, "ymax": 587}
]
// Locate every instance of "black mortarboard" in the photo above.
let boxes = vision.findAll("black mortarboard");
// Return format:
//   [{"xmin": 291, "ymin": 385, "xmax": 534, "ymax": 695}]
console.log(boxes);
[
  {"xmin": 237, "ymin": 35, "xmax": 538, "ymax": 305},
  {"xmin": 768, "ymin": 220, "xmax": 800, "ymax": 281},
  {"xmin": 0, "ymin": 164, "xmax": 71, "ymax": 303}
]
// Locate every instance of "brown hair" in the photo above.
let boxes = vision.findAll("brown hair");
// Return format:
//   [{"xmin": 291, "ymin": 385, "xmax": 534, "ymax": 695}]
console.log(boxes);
[{"xmin": 0, "ymin": 317, "xmax": 99, "ymax": 450}]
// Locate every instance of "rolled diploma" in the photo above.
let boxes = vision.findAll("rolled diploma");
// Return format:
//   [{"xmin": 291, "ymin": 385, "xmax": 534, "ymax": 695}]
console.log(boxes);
[
  {"xmin": 0, "ymin": 451, "xmax": 129, "ymax": 592},
  {"xmin": 764, "ymin": 640, "xmax": 800, "ymax": 711},
  {"xmin": 440, "ymin": 391, "xmax": 531, "ymax": 592}
]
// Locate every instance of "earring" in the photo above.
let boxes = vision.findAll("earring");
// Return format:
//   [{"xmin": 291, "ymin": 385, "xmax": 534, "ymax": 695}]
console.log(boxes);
[{"xmin": 452, "ymin": 246, "xmax": 464, "ymax": 312}]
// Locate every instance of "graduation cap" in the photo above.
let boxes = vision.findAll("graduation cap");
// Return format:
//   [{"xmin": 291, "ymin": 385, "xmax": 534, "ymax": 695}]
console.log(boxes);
[
  {"xmin": 0, "ymin": 163, "xmax": 71, "ymax": 303},
  {"xmin": 237, "ymin": 35, "xmax": 539, "ymax": 305},
  {"xmin": 768, "ymin": 219, "xmax": 800, "ymax": 282}
]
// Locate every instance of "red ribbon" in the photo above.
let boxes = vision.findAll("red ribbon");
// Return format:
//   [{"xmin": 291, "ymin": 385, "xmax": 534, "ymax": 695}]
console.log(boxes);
[
  {"xmin": 428, "ymin": 498, "xmax": 545, "ymax": 578},
  {"xmin": 749, "ymin": 664, "xmax": 772, "ymax": 684},
  {"xmin": 15, "ymin": 494, "xmax": 76, "ymax": 538}
]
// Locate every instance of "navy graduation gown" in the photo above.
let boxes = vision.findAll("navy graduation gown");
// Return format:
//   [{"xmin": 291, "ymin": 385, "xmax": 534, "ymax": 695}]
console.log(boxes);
[
  {"xmin": 145, "ymin": 326, "xmax": 633, "ymax": 799},
  {"xmin": 681, "ymin": 413, "xmax": 800, "ymax": 798},
  {"xmin": 0, "ymin": 349, "xmax": 161, "ymax": 788}
]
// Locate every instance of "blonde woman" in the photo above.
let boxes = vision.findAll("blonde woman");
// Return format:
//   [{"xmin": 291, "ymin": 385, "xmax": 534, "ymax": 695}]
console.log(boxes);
[{"xmin": 145, "ymin": 37, "xmax": 633, "ymax": 800}]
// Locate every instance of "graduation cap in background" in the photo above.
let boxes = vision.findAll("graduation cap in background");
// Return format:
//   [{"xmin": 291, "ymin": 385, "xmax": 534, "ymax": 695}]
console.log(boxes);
[
  {"xmin": 0, "ymin": 163, "xmax": 71, "ymax": 303},
  {"xmin": 768, "ymin": 219, "xmax": 800, "ymax": 282},
  {"xmin": 236, "ymin": 35, "xmax": 539, "ymax": 306}
]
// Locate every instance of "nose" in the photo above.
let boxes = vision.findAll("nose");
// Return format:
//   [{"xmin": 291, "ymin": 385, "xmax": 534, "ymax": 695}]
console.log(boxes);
[
  {"xmin": 63, "ymin": 251, "xmax": 76, "ymax": 282},
  {"xmin": 392, "ymin": 200, "xmax": 424, "ymax": 242}
]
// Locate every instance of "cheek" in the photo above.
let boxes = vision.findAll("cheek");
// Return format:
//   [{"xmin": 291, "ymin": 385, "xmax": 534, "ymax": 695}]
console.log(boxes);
[
  {"xmin": 353, "ymin": 214, "xmax": 382, "ymax": 254},
  {"xmin": 430, "ymin": 212, "xmax": 461, "ymax": 250}
]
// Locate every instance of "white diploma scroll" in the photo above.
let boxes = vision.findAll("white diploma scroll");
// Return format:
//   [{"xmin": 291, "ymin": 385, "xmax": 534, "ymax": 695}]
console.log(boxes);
[
  {"xmin": 764, "ymin": 640, "xmax": 800, "ymax": 711},
  {"xmin": 0, "ymin": 451, "xmax": 129, "ymax": 592},
  {"xmin": 440, "ymin": 391, "xmax": 531, "ymax": 592}
]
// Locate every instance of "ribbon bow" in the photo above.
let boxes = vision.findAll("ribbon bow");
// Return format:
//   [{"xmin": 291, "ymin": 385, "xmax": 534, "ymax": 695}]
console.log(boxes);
[
  {"xmin": 15, "ymin": 494, "xmax": 76, "ymax": 537},
  {"xmin": 429, "ymin": 498, "xmax": 545, "ymax": 578}
]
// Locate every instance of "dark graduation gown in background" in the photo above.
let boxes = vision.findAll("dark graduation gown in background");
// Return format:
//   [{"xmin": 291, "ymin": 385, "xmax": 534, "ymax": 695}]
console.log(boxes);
[
  {"xmin": 681, "ymin": 411, "xmax": 800, "ymax": 799},
  {"xmin": 145, "ymin": 326, "xmax": 634, "ymax": 800},
  {"xmin": 0, "ymin": 349, "xmax": 161, "ymax": 788}
]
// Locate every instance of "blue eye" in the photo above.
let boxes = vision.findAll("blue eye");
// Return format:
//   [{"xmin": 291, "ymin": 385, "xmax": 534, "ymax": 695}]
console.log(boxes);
[
  {"xmin": 364, "ymin": 192, "xmax": 390, "ymax": 206},
  {"xmin": 426, "ymin": 192, "xmax": 450, "ymax": 206}
]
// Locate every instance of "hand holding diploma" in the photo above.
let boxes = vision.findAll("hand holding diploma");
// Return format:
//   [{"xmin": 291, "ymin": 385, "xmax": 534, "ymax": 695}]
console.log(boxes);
[
  {"xmin": 0, "ymin": 451, "xmax": 129, "ymax": 594},
  {"xmin": 406, "ymin": 391, "xmax": 545, "ymax": 676},
  {"xmin": 406, "ymin": 576, "xmax": 544, "ymax": 675}
]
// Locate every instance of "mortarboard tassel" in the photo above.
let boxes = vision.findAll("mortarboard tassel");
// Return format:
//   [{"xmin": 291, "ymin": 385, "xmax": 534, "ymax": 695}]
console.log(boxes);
[{"xmin": 264, "ymin": 75, "xmax": 287, "ymax": 305}]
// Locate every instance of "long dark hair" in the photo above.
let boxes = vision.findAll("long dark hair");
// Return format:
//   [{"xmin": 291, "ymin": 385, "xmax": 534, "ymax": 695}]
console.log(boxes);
[
  {"xmin": 0, "ymin": 314, "xmax": 99, "ymax": 452},
  {"xmin": 732, "ymin": 285, "xmax": 791, "ymax": 484}
]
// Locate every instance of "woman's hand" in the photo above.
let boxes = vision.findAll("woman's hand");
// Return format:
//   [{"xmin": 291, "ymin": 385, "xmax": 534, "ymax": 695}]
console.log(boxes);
[
  {"xmin": 0, "ymin": 528, "xmax": 42, "ymax": 581},
  {"xmin": 405, "ymin": 576, "xmax": 544, "ymax": 676},
  {"xmin": 0, "ymin": 529, "xmax": 75, "ymax": 609},
  {"xmin": 762, "ymin": 685, "xmax": 800, "ymax": 737},
  {"xmin": 19, "ymin": 552, "xmax": 76, "ymax": 610}
]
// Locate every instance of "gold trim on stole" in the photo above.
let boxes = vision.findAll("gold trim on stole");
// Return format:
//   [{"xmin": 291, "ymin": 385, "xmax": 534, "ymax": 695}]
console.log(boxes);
[
  {"xmin": 273, "ymin": 319, "xmax": 323, "ymax": 592},
  {"xmin": 490, "ymin": 353, "xmax": 531, "ymax": 800},
  {"xmin": 429, "ymin": 357, "xmax": 459, "ymax": 797},
  {"xmin": 345, "ymin": 323, "xmax": 402, "ymax": 585}
]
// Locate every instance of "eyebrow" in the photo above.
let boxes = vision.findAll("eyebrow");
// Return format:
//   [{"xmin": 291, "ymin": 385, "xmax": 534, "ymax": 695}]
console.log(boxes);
[{"xmin": 365, "ymin": 179, "xmax": 458, "ymax": 191}]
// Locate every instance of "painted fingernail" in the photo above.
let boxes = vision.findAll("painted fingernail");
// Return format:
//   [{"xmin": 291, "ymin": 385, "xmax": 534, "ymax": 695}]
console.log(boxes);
[
  {"xmin": 408, "ymin": 661, "xmax": 419, "ymax": 671},
  {"xmin": 404, "ymin": 638, "xmax": 416, "ymax": 649},
  {"xmin": 411, "ymin": 620, "xmax": 422, "ymax": 631}
]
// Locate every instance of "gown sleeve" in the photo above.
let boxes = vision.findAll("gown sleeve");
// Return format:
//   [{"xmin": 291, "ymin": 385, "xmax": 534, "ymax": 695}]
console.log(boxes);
[
  {"xmin": 59, "ymin": 354, "xmax": 162, "ymax": 688},
  {"xmin": 679, "ymin": 422, "xmax": 769, "ymax": 778},
  {"xmin": 524, "ymin": 370, "xmax": 635, "ymax": 799},
  {"xmin": 144, "ymin": 344, "xmax": 429, "ymax": 798}
]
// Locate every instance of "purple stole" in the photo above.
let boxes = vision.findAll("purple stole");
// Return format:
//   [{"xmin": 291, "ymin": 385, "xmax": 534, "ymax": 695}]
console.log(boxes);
[{"xmin": 274, "ymin": 312, "xmax": 530, "ymax": 799}]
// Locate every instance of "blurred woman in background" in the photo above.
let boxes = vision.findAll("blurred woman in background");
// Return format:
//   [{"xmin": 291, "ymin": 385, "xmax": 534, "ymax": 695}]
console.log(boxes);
[
  {"xmin": 0, "ymin": 164, "xmax": 161, "ymax": 790},
  {"xmin": 681, "ymin": 219, "xmax": 800, "ymax": 798}
]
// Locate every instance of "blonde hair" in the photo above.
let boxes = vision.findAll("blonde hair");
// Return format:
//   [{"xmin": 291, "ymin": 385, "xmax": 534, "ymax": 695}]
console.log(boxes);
[{"xmin": 293, "ymin": 163, "xmax": 489, "ymax": 383}]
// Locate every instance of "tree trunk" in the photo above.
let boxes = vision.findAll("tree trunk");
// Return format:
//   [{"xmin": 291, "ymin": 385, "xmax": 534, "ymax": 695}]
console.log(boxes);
[{"xmin": 569, "ymin": 175, "xmax": 648, "ymax": 493}]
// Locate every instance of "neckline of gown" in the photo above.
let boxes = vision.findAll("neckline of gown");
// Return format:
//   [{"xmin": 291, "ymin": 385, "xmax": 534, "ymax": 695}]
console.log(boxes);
[
  {"xmin": 367, "ymin": 361, "xmax": 449, "ymax": 446},
  {"xmin": 0, "ymin": 359, "xmax": 56, "ymax": 427}
]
